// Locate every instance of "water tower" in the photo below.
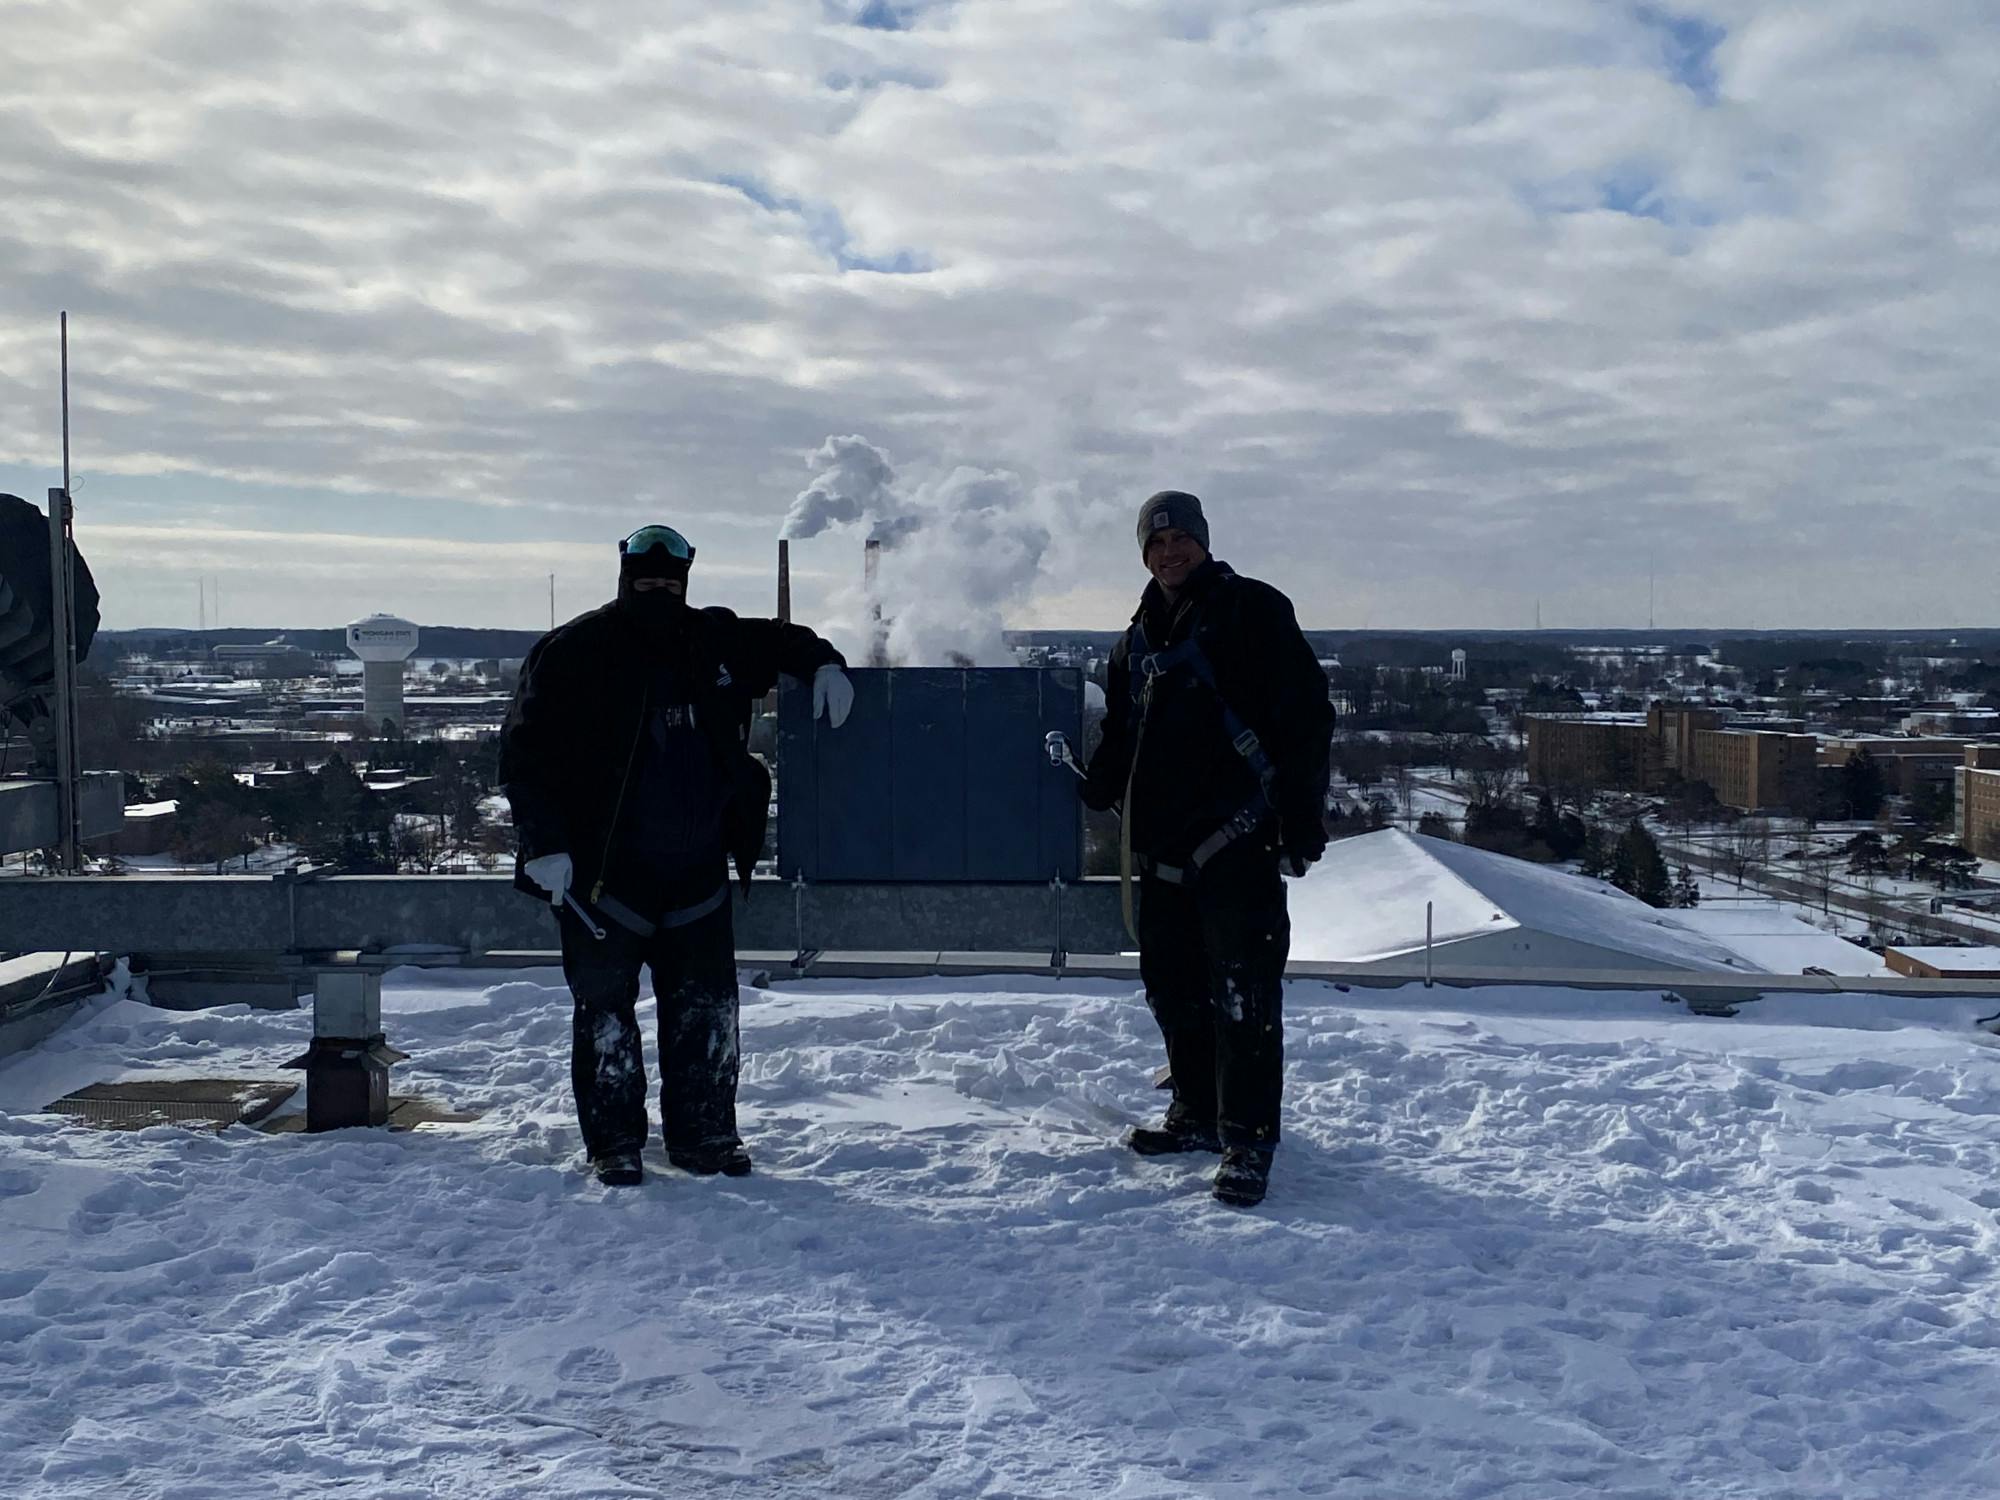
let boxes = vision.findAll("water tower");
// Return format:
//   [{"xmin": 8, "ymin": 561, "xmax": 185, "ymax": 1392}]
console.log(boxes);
[{"xmin": 345, "ymin": 614, "xmax": 419, "ymax": 731}]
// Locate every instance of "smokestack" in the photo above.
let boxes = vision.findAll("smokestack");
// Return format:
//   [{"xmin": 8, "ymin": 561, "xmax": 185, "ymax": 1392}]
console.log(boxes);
[
  {"xmin": 777, "ymin": 539, "xmax": 792, "ymax": 624},
  {"xmin": 864, "ymin": 539, "xmax": 888, "ymax": 668}
]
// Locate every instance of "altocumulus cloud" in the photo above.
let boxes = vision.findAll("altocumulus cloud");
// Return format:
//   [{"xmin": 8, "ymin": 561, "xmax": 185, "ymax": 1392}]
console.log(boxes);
[{"xmin": 0, "ymin": 0, "xmax": 1994, "ymax": 632}]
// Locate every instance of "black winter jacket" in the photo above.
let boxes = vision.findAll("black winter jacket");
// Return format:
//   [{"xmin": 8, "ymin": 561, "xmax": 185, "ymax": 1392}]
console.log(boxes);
[
  {"xmin": 499, "ymin": 601, "xmax": 843, "ymax": 903},
  {"xmin": 1081, "ymin": 559, "xmax": 1333, "ymax": 864}
]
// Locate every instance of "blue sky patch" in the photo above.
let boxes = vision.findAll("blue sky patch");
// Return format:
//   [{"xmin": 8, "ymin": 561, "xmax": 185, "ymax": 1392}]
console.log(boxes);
[
  {"xmin": 823, "ymin": 65, "xmax": 943, "ymax": 94},
  {"xmin": 716, "ymin": 173, "xmax": 788, "ymax": 214},
  {"xmin": 851, "ymin": 0, "xmax": 913, "ymax": 30},
  {"xmin": 1520, "ymin": 165, "xmax": 1717, "ymax": 232},
  {"xmin": 716, "ymin": 174, "xmax": 932, "ymax": 275},
  {"xmin": 1634, "ymin": 5, "xmax": 1724, "ymax": 102},
  {"xmin": 1598, "ymin": 170, "xmax": 1669, "ymax": 222}
]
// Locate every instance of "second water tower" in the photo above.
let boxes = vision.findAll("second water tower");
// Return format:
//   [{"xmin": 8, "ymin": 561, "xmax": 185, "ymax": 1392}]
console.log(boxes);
[{"xmin": 345, "ymin": 614, "xmax": 419, "ymax": 731}]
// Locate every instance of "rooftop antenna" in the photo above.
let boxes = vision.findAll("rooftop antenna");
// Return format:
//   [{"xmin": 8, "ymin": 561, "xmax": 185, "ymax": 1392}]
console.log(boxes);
[
  {"xmin": 1648, "ymin": 556, "xmax": 1656, "ymax": 631},
  {"xmin": 548, "ymin": 572, "xmax": 555, "ymax": 630},
  {"xmin": 47, "ymin": 311, "xmax": 83, "ymax": 872}
]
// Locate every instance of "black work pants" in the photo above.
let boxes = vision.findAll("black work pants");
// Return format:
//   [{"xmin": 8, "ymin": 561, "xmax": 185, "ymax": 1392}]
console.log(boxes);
[
  {"xmin": 1136, "ymin": 840, "xmax": 1289, "ymax": 1151},
  {"xmin": 557, "ymin": 896, "xmax": 741, "ymax": 1159}
]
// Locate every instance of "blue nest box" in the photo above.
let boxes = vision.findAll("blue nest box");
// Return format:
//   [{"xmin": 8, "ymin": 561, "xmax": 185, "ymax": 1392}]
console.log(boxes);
[{"xmin": 777, "ymin": 667, "xmax": 1085, "ymax": 882}]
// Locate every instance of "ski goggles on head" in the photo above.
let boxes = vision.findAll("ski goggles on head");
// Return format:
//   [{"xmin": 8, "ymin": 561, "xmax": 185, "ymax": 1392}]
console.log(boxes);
[{"xmin": 619, "ymin": 525, "xmax": 695, "ymax": 564}]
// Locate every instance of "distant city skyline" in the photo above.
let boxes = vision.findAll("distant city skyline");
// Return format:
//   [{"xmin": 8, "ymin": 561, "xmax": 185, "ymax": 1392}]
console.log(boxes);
[{"xmin": 3, "ymin": 2, "xmax": 1995, "ymax": 648}]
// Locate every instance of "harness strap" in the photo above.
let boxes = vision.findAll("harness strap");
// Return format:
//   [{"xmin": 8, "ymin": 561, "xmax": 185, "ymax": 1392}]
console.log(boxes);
[
  {"xmin": 592, "ymin": 882, "xmax": 729, "ymax": 939},
  {"xmin": 1129, "ymin": 624, "xmax": 1278, "ymax": 797},
  {"xmin": 1134, "ymin": 799, "xmax": 1272, "ymax": 889},
  {"xmin": 1189, "ymin": 801, "xmax": 1271, "ymax": 869},
  {"xmin": 1118, "ymin": 681, "xmax": 1152, "ymax": 945},
  {"xmin": 1124, "ymin": 601, "xmax": 1280, "ymax": 888}
]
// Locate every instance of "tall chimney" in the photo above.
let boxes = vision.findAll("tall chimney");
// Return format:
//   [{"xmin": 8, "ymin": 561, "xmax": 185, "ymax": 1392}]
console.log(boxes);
[
  {"xmin": 864, "ymin": 539, "xmax": 888, "ymax": 668},
  {"xmin": 777, "ymin": 539, "xmax": 791, "ymax": 624}
]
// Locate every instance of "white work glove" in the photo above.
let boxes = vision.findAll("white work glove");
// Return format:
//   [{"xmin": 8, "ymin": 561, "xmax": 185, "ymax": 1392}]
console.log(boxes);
[
  {"xmin": 524, "ymin": 852, "xmax": 573, "ymax": 907},
  {"xmin": 812, "ymin": 664, "xmax": 855, "ymax": 729}
]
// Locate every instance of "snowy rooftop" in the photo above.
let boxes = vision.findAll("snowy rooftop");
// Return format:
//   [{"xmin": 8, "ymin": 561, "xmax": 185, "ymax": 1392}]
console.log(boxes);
[
  {"xmin": 1663, "ymin": 903, "xmax": 1889, "ymax": 978},
  {"xmin": 5, "ymin": 967, "xmax": 2000, "ymax": 1495},
  {"xmin": 1891, "ymin": 947, "xmax": 2000, "ymax": 974}
]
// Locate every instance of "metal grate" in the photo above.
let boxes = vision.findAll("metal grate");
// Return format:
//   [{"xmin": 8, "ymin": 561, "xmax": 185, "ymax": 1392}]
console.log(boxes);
[{"xmin": 45, "ymin": 1080, "xmax": 297, "ymax": 1132}]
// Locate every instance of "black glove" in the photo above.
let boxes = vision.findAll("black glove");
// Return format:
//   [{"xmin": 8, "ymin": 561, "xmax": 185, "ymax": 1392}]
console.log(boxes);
[{"xmin": 1281, "ymin": 822, "xmax": 1326, "ymax": 878}]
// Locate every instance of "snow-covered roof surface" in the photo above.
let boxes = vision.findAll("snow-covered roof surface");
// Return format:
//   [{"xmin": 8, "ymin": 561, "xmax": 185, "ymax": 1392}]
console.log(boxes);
[
  {"xmin": 1892, "ymin": 946, "xmax": 2000, "ymax": 973},
  {"xmin": 0, "ymin": 953, "xmax": 79, "ymax": 987},
  {"xmin": 4, "ymin": 966, "xmax": 1999, "ymax": 1495},
  {"xmin": 1664, "ymin": 903, "xmax": 1889, "ymax": 977},
  {"xmin": 1291, "ymin": 829, "xmax": 1746, "ymax": 970}
]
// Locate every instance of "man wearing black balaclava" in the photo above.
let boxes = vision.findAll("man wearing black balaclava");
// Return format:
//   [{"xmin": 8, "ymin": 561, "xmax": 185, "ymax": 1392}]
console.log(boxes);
[{"xmin": 501, "ymin": 525, "xmax": 852, "ymax": 1187}]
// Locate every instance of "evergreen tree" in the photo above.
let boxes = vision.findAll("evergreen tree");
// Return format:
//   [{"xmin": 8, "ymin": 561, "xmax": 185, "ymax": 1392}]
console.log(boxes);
[
  {"xmin": 1608, "ymin": 832, "xmax": 1637, "ymax": 892},
  {"xmin": 1839, "ymin": 751, "xmax": 1886, "ymax": 821},
  {"xmin": 1844, "ymin": 830, "xmax": 1888, "ymax": 875},
  {"xmin": 1533, "ymin": 792, "xmax": 1559, "ymax": 841},
  {"xmin": 1614, "ymin": 819, "xmax": 1672, "ymax": 907},
  {"xmin": 1674, "ymin": 864, "xmax": 1701, "ymax": 908},
  {"xmin": 1579, "ymin": 825, "xmax": 1611, "ymax": 878},
  {"xmin": 1417, "ymin": 811, "xmax": 1457, "ymax": 841}
]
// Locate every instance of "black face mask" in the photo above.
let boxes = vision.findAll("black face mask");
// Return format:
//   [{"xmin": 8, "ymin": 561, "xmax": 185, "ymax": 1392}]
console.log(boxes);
[{"xmin": 618, "ymin": 578, "xmax": 688, "ymax": 641}]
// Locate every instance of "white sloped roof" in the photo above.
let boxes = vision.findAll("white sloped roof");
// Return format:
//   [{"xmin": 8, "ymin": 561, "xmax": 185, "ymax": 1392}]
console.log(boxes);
[
  {"xmin": 1665, "ymin": 904, "xmax": 1887, "ymax": 977},
  {"xmin": 1290, "ymin": 829, "xmax": 1746, "ymax": 971}
]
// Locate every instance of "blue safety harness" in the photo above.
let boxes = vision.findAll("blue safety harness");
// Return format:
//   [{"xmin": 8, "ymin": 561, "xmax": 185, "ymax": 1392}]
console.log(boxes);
[{"xmin": 1126, "ymin": 603, "xmax": 1279, "ymax": 884}]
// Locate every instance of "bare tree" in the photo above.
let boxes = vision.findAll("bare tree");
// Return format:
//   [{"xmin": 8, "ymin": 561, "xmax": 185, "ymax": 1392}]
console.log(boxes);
[
  {"xmin": 1722, "ymin": 816, "xmax": 1772, "ymax": 888},
  {"xmin": 1392, "ymin": 762, "xmax": 1417, "ymax": 828},
  {"xmin": 1433, "ymin": 732, "xmax": 1481, "ymax": 783},
  {"xmin": 1800, "ymin": 848, "xmax": 1839, "ymax": 914},
  {"xmin": 1464, "ymin": 743, "xmax": 1524, "ymax": 810}
]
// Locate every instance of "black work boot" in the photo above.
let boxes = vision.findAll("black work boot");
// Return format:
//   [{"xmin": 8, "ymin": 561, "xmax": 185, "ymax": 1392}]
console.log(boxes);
[
  {"xmin": 669, "ymin": 1142, "xmax": 753, "ymax": 1177},
  {"xmin": 593, "ymin": 1152, "xmax": 644, "ymax": 1187},
  {"xmin": 1126, "ymin": 1122, "xmax": 1224, "ymax": 1157},
  {"xmin": 1212, "ymin": 1148, "xmax": 1272, "ymax": 1208}
]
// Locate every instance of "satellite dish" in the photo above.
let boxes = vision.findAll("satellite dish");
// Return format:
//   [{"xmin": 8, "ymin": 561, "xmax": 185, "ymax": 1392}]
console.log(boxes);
[{"xmin": 0, "ymin": 493, "xmax": 101, "ymax": 742}]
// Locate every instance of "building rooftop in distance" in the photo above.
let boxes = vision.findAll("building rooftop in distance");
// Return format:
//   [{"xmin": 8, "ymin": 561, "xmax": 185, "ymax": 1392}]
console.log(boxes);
[{"xmin": 1886, "ymin": 946, "xmax": 2000, "ymax": 978}]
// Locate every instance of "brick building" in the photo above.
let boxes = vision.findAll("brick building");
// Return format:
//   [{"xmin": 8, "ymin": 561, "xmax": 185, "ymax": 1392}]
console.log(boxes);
[
  {"xmin": 1819, "ymin": 738, "xmax": 1970, "ymax": 798},
  {"xmin": 1526, "ymin": 703, "xmax": 1818, "ymax": 812},
  {"xmin": 1957, "ymin": 745, "xmax": 2000, "ymax": 860},
  {"xmin": 1524, "ymin": 714, "xmax": 1653, "ymax": 792}
]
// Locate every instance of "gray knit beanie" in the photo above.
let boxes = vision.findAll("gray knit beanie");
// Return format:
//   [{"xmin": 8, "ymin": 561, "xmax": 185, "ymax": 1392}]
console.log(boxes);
[{"xmin": 1135, "ymin": 490, "xmax": 1209, "ymax": 553}]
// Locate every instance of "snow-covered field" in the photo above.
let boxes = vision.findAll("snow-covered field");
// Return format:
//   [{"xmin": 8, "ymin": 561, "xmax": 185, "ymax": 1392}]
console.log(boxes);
[{"xmin": 7, "ymin": 971, "xmax": 2000, "ymax": 1497}]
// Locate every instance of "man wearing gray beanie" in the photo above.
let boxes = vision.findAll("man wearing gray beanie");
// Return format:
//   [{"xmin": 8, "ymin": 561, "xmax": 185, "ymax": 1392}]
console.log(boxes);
[{"xmin": 1077, "ymin": 490, "xmax": 1333, "ymax": 1208}]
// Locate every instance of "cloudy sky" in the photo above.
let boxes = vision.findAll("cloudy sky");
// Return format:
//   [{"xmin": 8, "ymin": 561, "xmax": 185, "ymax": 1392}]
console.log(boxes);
[{"xmin": 2, "ymin": 0, "xmax": 1995, "ymax": 644}]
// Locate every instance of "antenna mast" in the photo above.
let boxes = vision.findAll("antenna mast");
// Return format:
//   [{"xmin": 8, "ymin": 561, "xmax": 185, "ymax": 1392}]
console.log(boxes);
[{"xmin": 47, "ymin": 311, "xmax": 83, "ymax": 872}]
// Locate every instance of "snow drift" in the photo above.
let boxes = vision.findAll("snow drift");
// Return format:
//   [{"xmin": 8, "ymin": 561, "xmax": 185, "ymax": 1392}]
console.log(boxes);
[{"xmin": 4, "ymin": 971, "xmax": 2000, "ymax": 1496}]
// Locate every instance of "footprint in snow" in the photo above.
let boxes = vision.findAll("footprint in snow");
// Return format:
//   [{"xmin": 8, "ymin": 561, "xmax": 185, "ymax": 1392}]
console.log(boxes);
[
  {"xmin": 0, "ymin": 1168, "xmax": 38, "ymax": 1198},
  {"xmin": 555, "ymin": 1345, "xmax": 625, "ymax": 1389}
]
